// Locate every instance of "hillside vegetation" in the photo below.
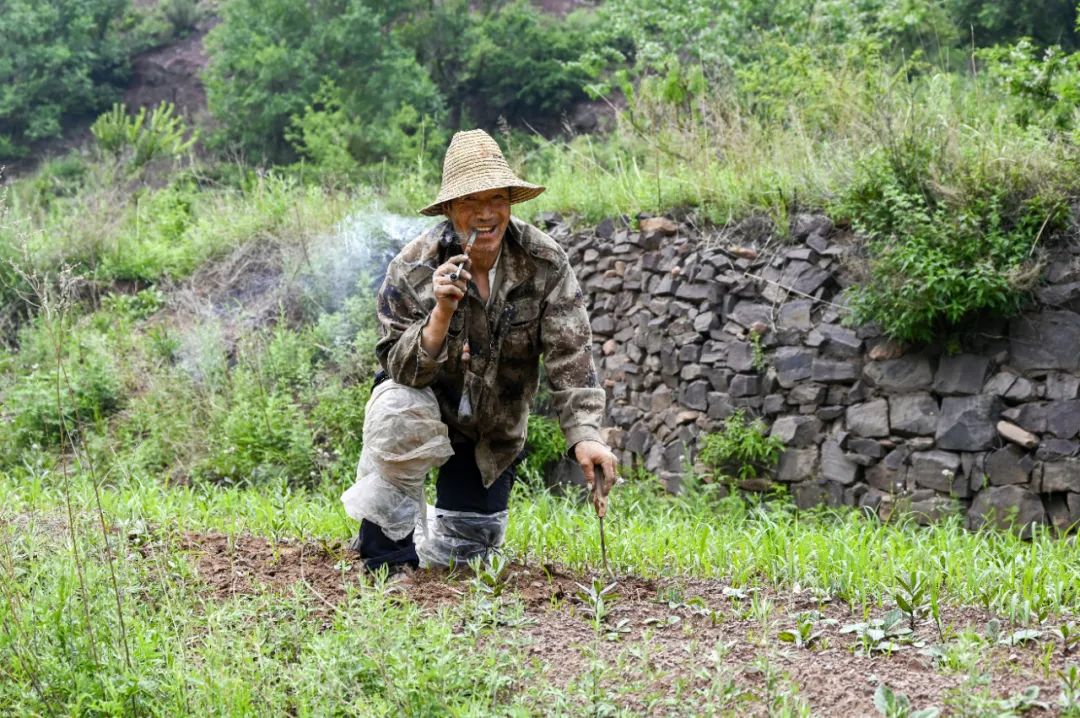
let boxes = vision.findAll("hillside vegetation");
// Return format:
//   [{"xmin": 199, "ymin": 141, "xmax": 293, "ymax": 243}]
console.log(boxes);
[{"xmin": 2, "ymin": 1, "xmax": 1080, "ymax": 715}]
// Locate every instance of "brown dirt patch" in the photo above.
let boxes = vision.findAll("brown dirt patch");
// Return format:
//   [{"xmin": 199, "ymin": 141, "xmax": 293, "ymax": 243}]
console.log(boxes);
[{"xmin": 178, "ymin": 531, "xmax": 1069, "ymax": 716}]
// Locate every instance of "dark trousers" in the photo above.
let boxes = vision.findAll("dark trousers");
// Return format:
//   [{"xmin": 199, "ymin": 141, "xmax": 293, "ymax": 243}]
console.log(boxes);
[{"xmin": 357, "ymin": 442, "xmax": 518, "ymax": 570}]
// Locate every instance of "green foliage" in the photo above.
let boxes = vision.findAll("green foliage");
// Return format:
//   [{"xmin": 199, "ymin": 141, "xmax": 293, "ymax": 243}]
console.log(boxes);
[
  {"xmin": 837, "ymin": 126, "xmax": 1068, "ymax": 343},
  {"xmin": 203, "ymin": 0, "xmax": 443, "ymax": 165},
  {"xmin": 875, "ymin": 683, "xmax": 941, "ymax": 718},
  {"xmin": 981, "ymin": 39, "xmax": 1080, "ymax": 131},
  {"xmin": 162, "ymin": 0, "xmax": 201, "ymax": 37},
  {"xmin": 518, "ymin": 414, "xmax": 567, "ymax": 485},
  {"xmin": 1, "ymin": 324, "xmax": 122, "ymax": 453},
  {"xmin": 91, "ymin": 101, "xmax": 198, "ymax": 169},
  {"xmin": 0, "ymin": 0, "xmax": 136, "ymax": 157},
  {"xmin": 698, "ymin": 410, "xmax": 785, "ymax": 481}
]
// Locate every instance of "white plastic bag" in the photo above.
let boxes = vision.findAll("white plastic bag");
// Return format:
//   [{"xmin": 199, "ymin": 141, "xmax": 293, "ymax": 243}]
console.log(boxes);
[{"xmin": 340, "ymin": 381, "xmax": 454, "ymax": 541}]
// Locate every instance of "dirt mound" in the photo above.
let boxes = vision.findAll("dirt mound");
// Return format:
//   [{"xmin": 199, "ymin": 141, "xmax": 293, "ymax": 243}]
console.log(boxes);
[{"xmin": 177, "ymin": 530, "xmax": 1067, "ymax": 716}]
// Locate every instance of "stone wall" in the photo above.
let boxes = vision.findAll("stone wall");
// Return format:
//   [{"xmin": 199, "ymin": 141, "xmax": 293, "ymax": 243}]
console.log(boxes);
[{"xmin": 542, "ymin": 210, "xmax": 1080, "ymax": 535}]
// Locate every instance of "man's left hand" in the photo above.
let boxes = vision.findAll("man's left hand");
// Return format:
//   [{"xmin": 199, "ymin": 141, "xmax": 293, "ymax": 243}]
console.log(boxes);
[{"xmin": 574, "ymin": 440, "xmax": 617, "ymax": 517}]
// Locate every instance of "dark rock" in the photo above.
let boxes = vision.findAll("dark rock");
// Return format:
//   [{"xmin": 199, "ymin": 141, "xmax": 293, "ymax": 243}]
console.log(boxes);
[
  {"xmin": 1040, "ymin": 458, "xmax": 1080, "ymax": 493},
  {"xmin": 817, "ymin": 405, "xmax": 845, "ymax": 421},
  {"xmin": 773, "ymin": 347, "xmax": 816, "ymax": 388},
  {"xmin": 1009, "ymin": 310, "xmax": 1080, "ymax": 373},
  {"xmin": 889, "ymin": 393, "xmax": 940, "ymax": 437},
  {"xmin": 1044, "ymin": 400, "xmax": 1080, "ymax": 439},
  {"xmin": 866, "ymin": 462, "xmax": 906, "ymax": 493},
  {"xmin": 935, "ymin": 395, "xmax": 1002, "ymax": 451},
  {"xmin": 818, "ymin": 324, "xmax": 862, "ymax": 358},
  {"xmin": 883, "ymin": 445, "xmax": 913, "ymax": 470},
  {"xmin": 863, "ymin": 356, "xmax": 934, "ymax": 392},
  {"xmin": 763, "ymin": 394, "xmax": 786, "ymax": 415},
  {"xmin": 545, "ymin": 456, "xmax": 586, "ymax": 491},
  {"xmin": 848, "ymin": 438, "xmax": 884, "ymax": 459},
  {"xmin": 778, "ymin": 300, "xmax": 813, "ymax": 331},
  {"xmin": 1004, "ymin": 377, "xmax": 1036, "ymax": 402},
  {"xmin": 775, "ymin": 447, "xmax": 819, "ymax": 482},
  {"xmin": 1046, "ymin": 372, "xmax": 1080, "ymax": 400},
  {"xmin": 728, "ymin": 302, "xmax": 772, "ymax": 328},
  {"xmin": 811, "ymin": 359, "xmax": 860, "ymax": 383},
  {"xmin": 984, "ymin": 445, "xmax": 1033, "ymax": 486},
  {"xmin": 726, "ymin": 341, "xmax": 755, "ymax": 372},
  {"xmin": 1036, "ymin": 438, "xmax": 1079, "ymax": 461},
  {"xmin": 846, "ymin": 399, "xmax": 890, "ymax": 438},
  {"xmin": 707, "ymin": 392, "xmax": 735, "ymax": 420},
  {"xmin": 933, "ymin": 354, "xmax": 990, "ymax": 396},
  {"xmin": 1046, "ymin": 494, "xmax": 1073, "ymax": 532},
  {"xmin": 591, "ymin": 315, "xmax": 616, "ymax": 335},
  {"xmin": 907, "ymin": 496, "xmax": 961, "ymax": 525},
  {"xmin": 1001, "ymin": 403, "xmax": 1048, "ymax": 434},
  {"xmin": 909, "ymin": 450, "xmax": 961, "ymax": 492},
  {"xmin": 983, "ymin": 372, "xmax": 1018, "ymax": 397},
  {"xmin": 789, "ymin": 383, "xmax": 827, "ymax": 405},
  {"xmin": 770, "ymin": 416, "xmax": 823, "ymax": 448},
  {"xmin": 821, "ymin": 440, "xmax": 861, "ymax": 485},
  {"xmin": 679, "ymin": 380, "xmax": 710, "ymax": 411},
  {"xmin": 967, "ymin": 485, "xmax": 1047, "ymax": 538},
  {"xmin": 792, "ymin": 213, "xmax": 832, "ymax": 241},
  {"xmin": 730, "ymin": 374, "xmax": 761, "ymax": 397}
]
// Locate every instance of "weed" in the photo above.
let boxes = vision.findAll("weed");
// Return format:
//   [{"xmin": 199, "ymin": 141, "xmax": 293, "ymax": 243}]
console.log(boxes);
[
  {"xmin": 698, "ymin": 409, "xmax": 785, "ymax": 482},
  {"xmin": 1060, "ymin": 665, "xmax": 1080, "ymax": 715},
  {"xmin": 874, "ymin": 682, "xmax": 941, "ymax": 718},
  {"xmin": 777, "ymin": 612, "xmax": 828, "ymax": 649},
  {"xmin": 1054, "ymin": 622, "xmax": 1080, "ymax": 657},
  {"xmin": 894, "ymin": 570, "xmax": 930, "ymax": 632}
]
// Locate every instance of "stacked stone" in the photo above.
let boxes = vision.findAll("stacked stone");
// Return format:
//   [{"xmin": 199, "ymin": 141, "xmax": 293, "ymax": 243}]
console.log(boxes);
[{"xmin": 543, "ymin": 209, "xmax": 1080, "ymax": 536}]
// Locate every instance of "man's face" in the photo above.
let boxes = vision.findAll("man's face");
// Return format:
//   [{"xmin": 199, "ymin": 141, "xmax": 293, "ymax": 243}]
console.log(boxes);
[{"xmin": 446, "ymin": 188, "xmax": 511, "ymax": 251}]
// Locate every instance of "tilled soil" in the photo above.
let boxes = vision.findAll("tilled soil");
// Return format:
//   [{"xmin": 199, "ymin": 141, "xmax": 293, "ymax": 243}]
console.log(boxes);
[{"xmin": 179, "ymin": 531, "xmax": 1069, "ymax": 716}]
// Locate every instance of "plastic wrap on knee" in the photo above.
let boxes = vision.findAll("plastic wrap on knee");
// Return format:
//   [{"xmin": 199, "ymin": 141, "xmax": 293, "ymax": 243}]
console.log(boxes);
[
  {"xmin": 416, "ymin": 508, "xmax": 509, "ymax": 568},
  {"xmin": 339, "ymin": 380, "xmax": 454, "ymax": 542},
  {"xmin": 340, "ymin": 454, "xmax": 421, "ymax": 541}
]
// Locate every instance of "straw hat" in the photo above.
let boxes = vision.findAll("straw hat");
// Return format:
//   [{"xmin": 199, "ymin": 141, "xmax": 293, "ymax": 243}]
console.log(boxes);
[{"xmin": 419, "ymin": 129, "xmax": 545, "ymax": 216}]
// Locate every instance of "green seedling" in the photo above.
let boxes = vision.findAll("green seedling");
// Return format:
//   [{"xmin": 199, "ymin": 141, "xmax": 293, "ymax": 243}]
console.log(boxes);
[
  {"xmin": 874, "ymin": 682, "xmax": 940, "ymax": 718},
  {"xmin": 842, "ymin": 609, "xmax": 917, "ymax": 654},
  {"xmin": 894, "ymin": 571, "xmax": 929, "ymax": 632},
  {"xmin": 1053, "ymin": 623, "xmax": 1080, "ymax": 656},
  {"xmin": 468, "ymin": 552, "xmax": 512, "ymax": 600},
  {"xmin": 777, "ymin": 612, "xmax": 826, "ymax": 649},
  {"xmin": 576, "ymin": 577, "xmax": 618, "ymax": 631},
  {"xmin": 1059, "ymin": 665, "xmax": 1080, "ymax": 714}
]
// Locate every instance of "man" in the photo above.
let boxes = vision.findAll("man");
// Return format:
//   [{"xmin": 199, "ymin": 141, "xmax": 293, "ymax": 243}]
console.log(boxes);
[{"xmin": 341, "ymin": 129, "xmax": 617, "ymax": 571}]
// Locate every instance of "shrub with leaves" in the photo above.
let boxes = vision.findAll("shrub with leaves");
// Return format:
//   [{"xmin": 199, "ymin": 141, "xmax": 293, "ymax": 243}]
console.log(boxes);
[
  {"xmin": 837, "ymin": 128, "xmax": 1069, "ymax": 343},
  {"xmin": 0, "ymin": 0, "xmax": 136, "ymax": 158},
  {"xmin": 698, "ymin": 409, "xmax": 785, "ymax": 481},
  {"xmin": 204, "ymin": 0, "xmax": 443, "ymax": 165},
  {"xmin": 91, "ymin": 101, "xmax": 198, "ymax": 169}
]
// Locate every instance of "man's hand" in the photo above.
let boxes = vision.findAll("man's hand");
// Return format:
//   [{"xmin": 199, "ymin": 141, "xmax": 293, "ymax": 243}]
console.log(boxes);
[{"xmin": 574, "ymin": 440, "xmax": 617, "ymax": 517}]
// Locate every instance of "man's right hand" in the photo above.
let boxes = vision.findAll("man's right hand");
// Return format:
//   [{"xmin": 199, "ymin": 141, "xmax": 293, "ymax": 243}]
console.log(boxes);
[{"xmin": 432, "ymin": 254, "xmax": 471, "ymax": 314}]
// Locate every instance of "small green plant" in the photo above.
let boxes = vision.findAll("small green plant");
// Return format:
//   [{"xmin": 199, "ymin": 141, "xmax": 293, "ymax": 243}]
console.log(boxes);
[
  {"xmin": 841, "ymin": 609, "xmax": 917, "ymax": 654},
  {"xmin": 748, "ymin": 330, "xmax": 768, "ymax": 372},
  {"xmin": 1060, "ymin": 665, "xmax": 1080, "ymax": 714},
  {"xmin": 698, "ymin": 409, "xmax": 785, "ymax": 481},
  {"xmin": 1054, "ymin": 623, "xmax": 1080, "ymax": 657},
  {"xmin": 874, "ymin": 682, "xmax": 941, "ymax": 718},
  {"xmin": 576, "ymin": 578, "xmax": 618, "ymax": 631},
  {"xmin": 894, "ymin": 571, "xmax": 929, "ymax": 632},
  {"xmin": 777, "ymin": 612, "xmax": 825, "ymax": 648},
  {"xmin": 162, "ymin": 0, "xmax": 201, "ymax": 37},
  {"xmin": 91, "ymin": 101, "xmax": 198, "ymax": 169},
  {"xmin": 468, "ymin": 552, "xmax": 512, "ymax": 601}
]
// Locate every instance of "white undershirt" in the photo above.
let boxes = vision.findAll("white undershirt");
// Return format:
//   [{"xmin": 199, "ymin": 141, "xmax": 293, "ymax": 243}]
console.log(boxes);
[{"xmin": 486, "ymin": 246, "xmax": 501, "ymax": 306}]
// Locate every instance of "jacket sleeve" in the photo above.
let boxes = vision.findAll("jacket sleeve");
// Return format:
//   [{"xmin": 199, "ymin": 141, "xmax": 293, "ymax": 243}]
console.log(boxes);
[
  {"xmin": 375, "ymin": 258, "xmax": 448, "ymax": 388},
  {"xmin": 540, "ymin": 260, "xmax": 606, "ymax": 449}
]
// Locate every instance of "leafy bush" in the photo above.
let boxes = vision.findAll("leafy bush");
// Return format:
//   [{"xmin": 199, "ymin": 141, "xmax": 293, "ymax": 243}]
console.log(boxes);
[
  {"xmin": 203, "ymin": 0, "xmax": 443, "ymax": 165},
  {"xmin": 518, "ymin": 414, "xmax": 568, "ymax": 485},
  {"xmin": 837, "ymin": 127, "xmax": 1069, "ymax": 343},
  {"xmin": 91, "ymin": 101, "xmax": 198, "ymax": 169},
  {"xmin": 981, "ymin": 38, "xmax": 1080, "ymax": 131},
  {"xmin": 1, "ymin": 330, "xmax": 122, "ymax": 452},
  {"xmin": 395, "ymin": 0, "xmax": 598, "ymax": 129},
  {"xmin": 0, "ymin": 0, "xmax": 136, "ymax": 158},
  {"xmin": 698, "ymin": 410, "xmax": 785, "ymax": 481}
]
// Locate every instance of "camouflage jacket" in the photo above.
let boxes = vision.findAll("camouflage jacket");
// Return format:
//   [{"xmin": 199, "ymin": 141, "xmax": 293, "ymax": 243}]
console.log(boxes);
[{"xmin": 375, "ymin": 217, "xmax": 605, "ymax": 487}]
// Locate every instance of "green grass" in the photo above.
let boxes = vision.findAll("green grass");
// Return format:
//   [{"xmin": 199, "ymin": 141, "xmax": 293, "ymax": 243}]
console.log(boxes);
[{"xmin": 3, "ymin": 470, "xmax": 1077, "ymax": 619}]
